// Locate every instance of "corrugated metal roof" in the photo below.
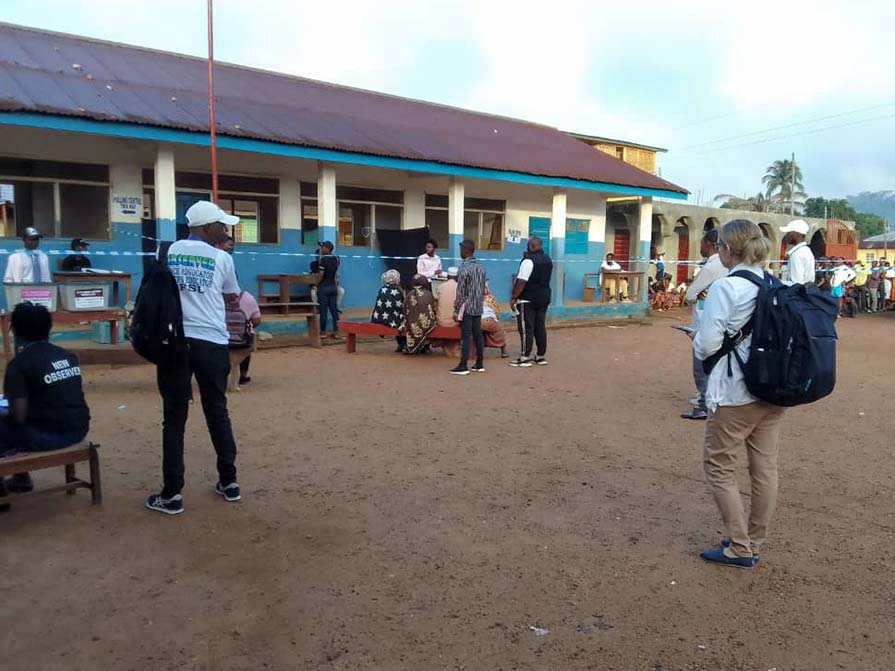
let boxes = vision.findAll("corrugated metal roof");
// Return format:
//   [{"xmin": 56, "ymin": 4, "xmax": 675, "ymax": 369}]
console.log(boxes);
[{"xmin": 0, "ymin": 22, "xmax": 687, "ymax": 195}]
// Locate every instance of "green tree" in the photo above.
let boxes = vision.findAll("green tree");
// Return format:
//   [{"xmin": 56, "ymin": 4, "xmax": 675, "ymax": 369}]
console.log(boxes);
[
  {"xmin": 854, "ymin": 212, "xmax": 886, "ymax": 238},
  {"xmin": 804, "ymin": 197, "xmax": 855, "ymax": 220},
  {"xmin": 800, "ymin": 196, "xmax": 885, "ymax": 238},
  {"xmin": 763, "ymin": 158, "xmax": 806, "ymax": 214},
  {"xmin": 713, "ymin": 192, "xmax": 774, "ymax": 212}
]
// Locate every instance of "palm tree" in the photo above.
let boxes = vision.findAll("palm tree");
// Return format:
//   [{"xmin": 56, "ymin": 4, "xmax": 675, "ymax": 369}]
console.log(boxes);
[
  {"xmin": 713, "ymin": 192, "xmax": 775, "ymax": 213},
  {"xmin": 762, "ymin": 158, "xmax": 806, "ymax": 214}
]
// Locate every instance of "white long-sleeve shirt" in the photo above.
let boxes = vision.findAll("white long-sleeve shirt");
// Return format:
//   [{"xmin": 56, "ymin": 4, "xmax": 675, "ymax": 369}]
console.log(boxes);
[
  {"xmin": 685, "ymin": 254, "xmax": 727, "ymax": 331},
  {"xmin": 4, "ymin": 249, "xmax": 51, "ymax": 284},
  {"xmin": 781, "ymin": 242, "xmax": 815, "ymax": 285},
  {"xmin": 416, "ymin": 254, "xmax": 442, "ymax": 279},
  {"xmin": 693, "ymin": 263, "xmax": 764, "ymax": 411}
]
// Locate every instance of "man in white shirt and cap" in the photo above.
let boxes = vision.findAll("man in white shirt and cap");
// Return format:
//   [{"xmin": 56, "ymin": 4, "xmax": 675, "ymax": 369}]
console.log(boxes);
[
  {"xmin": 146, "ymin": 200, "xmax": 243, "ymax": 516},
  {"xmin": 4, "ymin": 227, "xmax": 51, "ymax": 284},
  {"xmin": 779, "ymin": 219, "xmax": 815, "ymax": 285}
]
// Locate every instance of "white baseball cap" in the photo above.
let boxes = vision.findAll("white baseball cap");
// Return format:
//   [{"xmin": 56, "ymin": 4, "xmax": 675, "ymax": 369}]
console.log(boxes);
[
  {"xmin": 447, "ymin": 266, "xmax": 459, "ymax": 277},
  {"xmin": 185, "ymin": 200, "xmax": 239, "ymax": 227},
  {"xmin": 780, "ymin": 219, "xmax": 809, "ymax": 235}
]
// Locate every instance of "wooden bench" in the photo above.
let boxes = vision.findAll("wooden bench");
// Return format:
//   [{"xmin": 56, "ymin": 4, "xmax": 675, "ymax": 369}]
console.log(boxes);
[
  {"xmin": 338, "ymin": 321, "xmax": 501, "ymax": 355},
  {"xmin": 0, "ymin": 441, "xmax": 102, "ymax": 505}
]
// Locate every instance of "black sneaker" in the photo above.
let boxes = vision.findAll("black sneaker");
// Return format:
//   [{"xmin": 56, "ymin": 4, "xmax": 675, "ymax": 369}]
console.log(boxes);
[
  {"xmin": 471, "ymin": 363, "xmax": 486, "ymax": 373},
  {"xmin": 145, "ymin": 493, "xmax": 184, "ymax": 515},
  {"xmin": 215, "ymin": 481, "xmax": 242, "ymax": 502},
  {"xmin": 533, "ymin": 356, "xmax": 548, "ymax": 366},
  {"xmin": 449, "ymin": 365, "xmax": 470, "ymax": 376},
  {"xmin": 0, "ymin": 479, "xmax": 9, "ymax": 513},
  {"xmin": 508, "ymin": 357, "xmax": 533, "ymax": 367},
  {"xmin": 238, "ymin": 376, "xmax": 252, "ymax": 386}
]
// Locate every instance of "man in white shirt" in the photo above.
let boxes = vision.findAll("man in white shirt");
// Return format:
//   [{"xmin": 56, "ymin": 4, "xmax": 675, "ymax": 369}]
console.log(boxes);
[
  {"xmin": 779, "ymin": 219, "xmax": 815, "ymax": 285},
  {"xmin": 600, "ymin": 253, "xmax": 629, "ymax": 302},
  {"xmin": 682, "ymin": 229, "xmax": 727, "ymax": 420},
  {"xmin": 146, "ymin": 200, "xmax": 243, "ymax": 516},
  {"xmin": 4, "ymin": 227, "xmax": 51, "ymax": 284},
  {"xmin": 416, "ymin": 239, "xmax": 443, "ymax": 279}
]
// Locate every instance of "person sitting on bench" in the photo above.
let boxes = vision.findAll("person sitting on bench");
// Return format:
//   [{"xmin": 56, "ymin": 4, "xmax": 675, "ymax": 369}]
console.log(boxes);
[{"xmin": 0, "ymin": 302, "xmax": 91, "ymax": 506}]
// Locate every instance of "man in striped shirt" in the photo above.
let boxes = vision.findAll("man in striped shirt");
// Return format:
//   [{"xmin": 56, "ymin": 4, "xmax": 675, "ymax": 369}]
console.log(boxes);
[{"xmin": 450, "ymin": 239, "xmax": 487, "ymax": 375}]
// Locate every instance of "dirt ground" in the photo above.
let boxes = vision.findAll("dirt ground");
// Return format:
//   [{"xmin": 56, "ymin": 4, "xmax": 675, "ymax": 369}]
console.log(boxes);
[{"xmin": 2, "ymin": 311, "xmax": 894, "ymax": 671}]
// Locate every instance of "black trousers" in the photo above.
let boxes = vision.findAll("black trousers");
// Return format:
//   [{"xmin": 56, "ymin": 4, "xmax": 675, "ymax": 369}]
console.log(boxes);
[
  {"xmin": 459, "ymin": 314, "xmax": 484, "ymax": 367},
  {"xmin": 518, "ymin": 302, "xmax": 548, "ymax": 357},
  {"xmin": 157, "ymin": 338, "xmax": 238, "ymax": 497},
  {"xmin": 239, "ymin": 355, "xmax": 251, "ymax": 378}
]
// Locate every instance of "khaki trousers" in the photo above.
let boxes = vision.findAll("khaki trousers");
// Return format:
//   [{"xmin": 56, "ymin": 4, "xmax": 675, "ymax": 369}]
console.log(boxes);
[{"xmin": 703, "ymin": 401, "xmax": 786, "ymax": 557}]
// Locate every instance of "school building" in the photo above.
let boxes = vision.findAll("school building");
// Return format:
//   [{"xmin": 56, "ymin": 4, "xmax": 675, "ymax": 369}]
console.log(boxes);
[{"xmin": 0, "ymin": 22, "xmax": 690, "ymax": 327}]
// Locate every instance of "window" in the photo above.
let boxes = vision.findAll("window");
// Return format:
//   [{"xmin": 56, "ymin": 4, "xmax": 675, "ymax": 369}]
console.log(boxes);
[
  {"xmin": 425, "ymin": 209, "xmax": 449, "ymax": 248},
  {"xmin": 339, "ymin": 202, "xmax": 371, "ymax": 247},
  {"xmin": 301, "ymin": 202, "xmax": 319, "ymax": 245},
  {"xmin": 142, "ymin": 170, "xmax": 279, "ymax": 243},
  {"xmin": 301, "ymin": 182, "xmax": 404, "ymax": 248},
  {"xmin": 218, "ymin": 197, "xmax": 277, "ymax": 244},
  {"xmin": 0, "ymin": 159, "xmax": 110, "ymax": 238},
  {"xmin": 866, "ymin": 252, "xmax": 876, "ymax": 262},
  {"xmin": 425, "ymin": 194, "xmax": 505, "ymax": 251}
]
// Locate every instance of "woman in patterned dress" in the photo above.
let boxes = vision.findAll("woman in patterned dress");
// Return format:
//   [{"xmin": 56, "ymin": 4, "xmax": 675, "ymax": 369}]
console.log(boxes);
[{"xmin": 403, "ymin": 274, "xmax": 437, "ymax": 354}]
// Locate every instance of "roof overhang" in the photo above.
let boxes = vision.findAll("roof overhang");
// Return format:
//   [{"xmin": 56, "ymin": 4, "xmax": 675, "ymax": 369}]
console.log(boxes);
[{"xmin": 0, "ymin": 112, "xmax": 688, "ymax": 200}]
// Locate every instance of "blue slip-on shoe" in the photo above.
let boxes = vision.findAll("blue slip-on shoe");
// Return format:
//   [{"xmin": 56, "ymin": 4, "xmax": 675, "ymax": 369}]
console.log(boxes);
[
  {"xmin": 721, "ymin": 538, "xmax": 760, "ymax": 563},
  {"xmin": 699, "ymin": 546, "xmax": 756, "ymax": 569}
]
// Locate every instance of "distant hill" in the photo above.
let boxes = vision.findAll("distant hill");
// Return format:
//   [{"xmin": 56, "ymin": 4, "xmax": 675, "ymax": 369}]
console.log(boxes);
[{"xmin": 848, "ymin": 191, "xmax": 895, "ymax": 230}]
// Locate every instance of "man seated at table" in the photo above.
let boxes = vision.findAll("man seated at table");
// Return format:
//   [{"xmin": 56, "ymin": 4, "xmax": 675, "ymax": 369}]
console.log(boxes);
[
  {"xmin": 0, "ymin": 302, "xmax": 91, "ymax": 510},
  {"xmin": 60, "ymin": 238, "xmax": 93, "ymax": 272},
  {"xmin": 600, "ymin": 253, "xmax": 629, "ymax": 302}
]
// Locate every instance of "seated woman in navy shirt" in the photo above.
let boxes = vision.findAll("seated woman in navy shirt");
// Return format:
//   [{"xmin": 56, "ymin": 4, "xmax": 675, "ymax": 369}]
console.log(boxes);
[{"xmin": 0, "ymin": 302, "xmax": 90, "ymax": 509}]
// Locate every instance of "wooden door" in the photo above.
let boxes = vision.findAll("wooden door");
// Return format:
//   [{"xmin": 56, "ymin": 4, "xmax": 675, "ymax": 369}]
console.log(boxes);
[
  {"xmin": 677, "ymin": 228, "xmax": 689, "ymax": 283},
  {"xmin": 613, "ymin": 229, "xmax": 630, "ymax": 270}
]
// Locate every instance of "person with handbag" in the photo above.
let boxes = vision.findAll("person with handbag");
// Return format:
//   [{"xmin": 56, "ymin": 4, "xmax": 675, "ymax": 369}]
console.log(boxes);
[{"xmin": 225, "ymin": 290, "xmax": 261, "ymax": 392}]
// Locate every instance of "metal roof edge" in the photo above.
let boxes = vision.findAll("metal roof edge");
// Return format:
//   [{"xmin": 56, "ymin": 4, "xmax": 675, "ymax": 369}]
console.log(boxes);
[{"xmin": 0, "ymin": 112, "xmax": 689, "ymax": 200}]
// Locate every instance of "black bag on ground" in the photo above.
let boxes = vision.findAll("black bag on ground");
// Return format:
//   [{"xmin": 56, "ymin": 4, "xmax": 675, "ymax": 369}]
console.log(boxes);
[
  {"xmin": 129, "ymin": 259, "xmax": 186, "ymax": 364},
  {"xmin": 703, "ymin": 271, "xmax": 839, "ymax": 407}
]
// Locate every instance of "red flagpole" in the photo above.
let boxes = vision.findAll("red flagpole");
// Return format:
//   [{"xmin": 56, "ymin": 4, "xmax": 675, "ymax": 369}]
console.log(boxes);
[{"xmin": 207, "ymin": 0, "xmax": 219, "ymax": 202}]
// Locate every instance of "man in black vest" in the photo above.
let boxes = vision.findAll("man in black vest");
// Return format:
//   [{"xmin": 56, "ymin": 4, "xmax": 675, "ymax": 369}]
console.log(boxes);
[{"xmin": 508, "ymin": 236, "xmax": 553, "ymax": 367}]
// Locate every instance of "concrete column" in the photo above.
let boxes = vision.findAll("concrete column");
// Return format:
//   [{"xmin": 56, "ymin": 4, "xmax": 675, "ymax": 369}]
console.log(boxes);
[
  {"xmin": 317, "ymin": 161, "xmax": 337, "ymax": 247},
  {"xmin": 448, "ymin": 177, "xmax": 464, "ymax": 257},
  {"xmin": 154, "ymin": 146, "xmax": 176, "ymax": 241},
  {"xmin": 404, "ymin": 184, "xmax": 425, "ymax": 231},
  {"xmin": 636, "ymin": 197, "xmax": 653, "ymax": 302},
  {"xmin": 279, "ymin": 178, "xmax": 301, "ymax": 230},
  {"xmin": 551, "ymin": 189, "xmax": 567, "ymax": 306}
]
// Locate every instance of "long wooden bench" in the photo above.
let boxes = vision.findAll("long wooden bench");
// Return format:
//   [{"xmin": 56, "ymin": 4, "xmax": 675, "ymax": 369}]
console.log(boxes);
[
  {"xmin": 337, "ymin": 321, "xmax": 502, "ymax": 355},
  {"xmin": 0, "ymin": 441, "xmax": 102, "ymax": 506}
]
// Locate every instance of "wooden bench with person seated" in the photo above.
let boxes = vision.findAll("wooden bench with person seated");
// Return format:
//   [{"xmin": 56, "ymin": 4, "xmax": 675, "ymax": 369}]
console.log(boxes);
[
  {"xmin": 0, "ymin": 441, "xmax": 102, "ymax": 506},
  {"xmin": 338, "ymin": 321, "xmax": 503, "ymax": 355}
]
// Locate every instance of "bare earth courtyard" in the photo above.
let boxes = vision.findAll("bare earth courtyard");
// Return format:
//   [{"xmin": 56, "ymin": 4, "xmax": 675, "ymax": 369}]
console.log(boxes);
[{"xmin": 2, "ymin": 313, "xmax": 893, "ymax": 671}]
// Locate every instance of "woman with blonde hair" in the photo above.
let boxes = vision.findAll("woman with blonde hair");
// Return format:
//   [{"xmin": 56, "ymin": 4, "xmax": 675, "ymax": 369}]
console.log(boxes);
[{"xmin": 693, "ymin": 219, "xmax": 784, "ymax": 569}]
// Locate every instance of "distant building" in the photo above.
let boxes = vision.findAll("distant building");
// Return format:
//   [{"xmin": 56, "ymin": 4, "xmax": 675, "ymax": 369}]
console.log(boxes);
[
  {"xmin": 858, "ymin": 232, "xmax": 895, "ymax": 262},
  {"xmin": 565, "ymin": 132, "xmax": 665, "ymax": 176}
]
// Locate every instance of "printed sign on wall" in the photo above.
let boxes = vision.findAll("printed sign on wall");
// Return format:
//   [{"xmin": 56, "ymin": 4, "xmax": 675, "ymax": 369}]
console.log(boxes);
[{"xmin": 112, "ymin": 194, "xmax": 143, "ymax": 218}]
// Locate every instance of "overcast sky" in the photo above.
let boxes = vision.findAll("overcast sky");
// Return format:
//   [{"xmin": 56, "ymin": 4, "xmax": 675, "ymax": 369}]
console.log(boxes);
[{"xmin": 3, "ymin": 0, "xmax": 894, "ymax": 203}]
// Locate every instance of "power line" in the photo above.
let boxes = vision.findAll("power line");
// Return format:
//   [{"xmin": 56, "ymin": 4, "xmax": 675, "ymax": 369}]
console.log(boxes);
[
  {"xmin": 677, "ymin": 101, "xmax": 895, "ymax": 151},
  {"xmin": 686, "ymin": 110, "xmax": 895, "ymax": 156}
]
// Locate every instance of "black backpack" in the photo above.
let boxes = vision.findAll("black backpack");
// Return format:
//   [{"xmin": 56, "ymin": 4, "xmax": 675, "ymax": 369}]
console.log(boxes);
[
  {"xmin": 129, "ymin": 258, "xmax": 186, "ymax": 365},
  {"xmin": 703, "ymin": 271, "xmax": 839, "ymax": 407}
]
